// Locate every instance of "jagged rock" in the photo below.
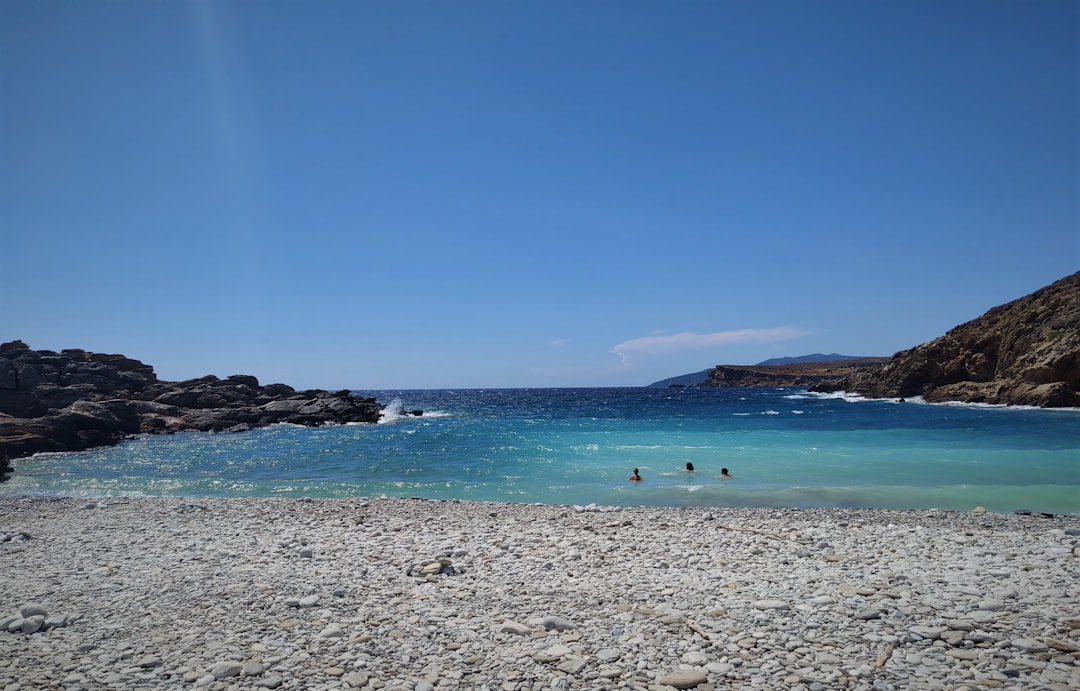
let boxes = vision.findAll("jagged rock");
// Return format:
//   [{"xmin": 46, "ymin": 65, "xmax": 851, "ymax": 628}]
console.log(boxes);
[
  {"xmin": 0, "ymin": 342, "xmax": 384, "ymax": 467},
  {"xmin": 811, "ymin": 272, "xmax": 1080, "ymax": 408}
]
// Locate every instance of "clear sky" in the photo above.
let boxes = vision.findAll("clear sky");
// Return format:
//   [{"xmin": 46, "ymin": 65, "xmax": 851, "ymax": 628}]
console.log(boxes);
[{"xmin": 2, "ymin": 1, "xmax": 1077, "ymax": 390}]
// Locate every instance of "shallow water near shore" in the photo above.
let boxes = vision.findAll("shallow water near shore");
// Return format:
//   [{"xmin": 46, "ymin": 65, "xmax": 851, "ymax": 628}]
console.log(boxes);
[{"xmin": 3, "ymin": 388, "xmax": 1079, "ymax": 513}]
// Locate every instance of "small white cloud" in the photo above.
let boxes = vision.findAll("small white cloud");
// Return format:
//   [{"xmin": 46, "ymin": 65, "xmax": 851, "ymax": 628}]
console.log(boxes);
[
  {"xmin": 550, "ymin": 338, "xmax": 569, "ymax": 348},
  {"xmin": 611, "ymin": 327, "xmax": 812, "ymax": 364}
]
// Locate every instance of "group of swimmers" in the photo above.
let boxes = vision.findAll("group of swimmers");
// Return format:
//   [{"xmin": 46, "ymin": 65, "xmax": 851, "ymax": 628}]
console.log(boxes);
[{"xmin": 628, "ymin": 463, "xmax": 732, "ymax": 482}]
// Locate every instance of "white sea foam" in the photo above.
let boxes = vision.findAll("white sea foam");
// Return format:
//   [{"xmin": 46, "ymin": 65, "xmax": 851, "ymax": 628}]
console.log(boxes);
[
  {"xmin": 378, "ymin": 398, "xmax": 450, "ymax": 423},
  {"xmin": 805, "ymin": 389, "xmax": 1080, "ymax": 412}
]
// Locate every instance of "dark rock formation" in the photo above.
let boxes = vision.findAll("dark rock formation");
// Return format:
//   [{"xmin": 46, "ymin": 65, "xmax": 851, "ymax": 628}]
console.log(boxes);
[
  {"xmin": 811, "ymin": 271, "xmax": 1080, "ymax": 407},
  {"xmin": 0, "ymin": 341, "xmax": 384, "ymax": 470},
  {"xmin": 698, "ymin": 359, "xmax": 889, "ymax": 389}
]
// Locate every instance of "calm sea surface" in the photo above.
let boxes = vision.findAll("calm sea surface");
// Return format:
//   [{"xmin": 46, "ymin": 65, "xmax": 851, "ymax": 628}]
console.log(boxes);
[{"xmin": 3, "ymin": 388, "xmax": 1079, "ymax": 513}]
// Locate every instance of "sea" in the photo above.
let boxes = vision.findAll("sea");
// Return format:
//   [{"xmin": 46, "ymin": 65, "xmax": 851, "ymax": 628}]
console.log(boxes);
[{"xmin": 2, "ymin": 388, "xmax": 1079, "ymax": 514}]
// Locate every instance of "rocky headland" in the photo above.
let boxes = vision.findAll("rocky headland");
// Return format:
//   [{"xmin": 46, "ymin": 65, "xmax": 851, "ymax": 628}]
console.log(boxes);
[
  {"xmin": 0, "ymin": 341, "xmax": 384, "ymax": 472},
  {"xmin": 698, "ymin": 359, "xmax": 889, "ymax": 389},
  {"xmin": 811, "ymin": 271, "xmax": 1080, "ymax": 408}
]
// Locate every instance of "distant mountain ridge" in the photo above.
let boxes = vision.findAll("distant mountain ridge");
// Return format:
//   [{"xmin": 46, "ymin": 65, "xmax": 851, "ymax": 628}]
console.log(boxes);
[
  {"xmin": 813, "ymin": 271, "xmax": 1080, "ymax": 407},
  {"xmin": 756, "ymin": 353, "xmax": 874, "ymax": 366}
]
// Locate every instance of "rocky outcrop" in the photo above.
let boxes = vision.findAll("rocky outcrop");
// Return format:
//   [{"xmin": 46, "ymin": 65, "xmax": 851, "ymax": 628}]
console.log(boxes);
[
  {"xmin": 812, "ymin": 271, "xmax": 1080, "ymax": 407},
  {"xmin": 0, "ymin": 341, "xmax": 384, "ymax": 469},
  {"xmin": 699, "ymin": 359, "xmax": 889, "ymax": 389}
]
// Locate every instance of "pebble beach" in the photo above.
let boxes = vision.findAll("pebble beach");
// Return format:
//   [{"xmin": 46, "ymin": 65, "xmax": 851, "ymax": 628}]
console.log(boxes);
[{"xmin": 2, "ymin": 496, "xmax": 1079, "ymax": 691}]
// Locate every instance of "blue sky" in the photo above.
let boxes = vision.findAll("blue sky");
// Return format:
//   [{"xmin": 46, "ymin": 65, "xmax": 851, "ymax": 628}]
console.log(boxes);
[{"xmin": 2, "ymin": 1, "xmax": 1077, "ymax": 389}]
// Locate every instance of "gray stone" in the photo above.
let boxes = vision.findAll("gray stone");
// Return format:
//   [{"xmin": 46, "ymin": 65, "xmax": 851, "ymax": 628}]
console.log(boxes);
[
  {"xmin": 658, "ymin": 669, "xmax": 709, "ymax": 688},
  {"xmin": 1011, "ymin": 638, "xmax": 1048, "ymax": 652},
  {"xmin": 499, "ymin": 621, "xmax": 531, "ymax": 636},
  {"xmin": 596, "ymin": 648, "xmax": 622, "ymax": 663},
  {"xmin": 556, "ymin": 657, "xmax": 587, "ymax": 674},
  {"xmin": 210, "ymin": 661, "xmax": 243, "ymax": 679},
  {"xmin": 542, "ymin": 615, "xmax": 576, "ymax": 631},
  {"xmin": 318, "ymin": 624, "xmax": 344, "ymax": 638},
  {"xmin": 43, "ymin": 614, "xmax": 68, "ymax": 629},
  {"xmin": 19, "ymin": 603, "xmax": 47, "ymax": 618},
  {"xmin": 242, "ymin": 662, "xmax": 267, "ymax": 676},
  {"xmin": 20, "ymin": 616, "xmax": 43, "ymax": 634}
]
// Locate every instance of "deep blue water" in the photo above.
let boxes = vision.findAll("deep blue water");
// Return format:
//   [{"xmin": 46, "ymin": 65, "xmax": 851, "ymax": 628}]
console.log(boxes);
[{"xmin": 3, "ymin": 388, "xmax": 1079, "ymax": 512}]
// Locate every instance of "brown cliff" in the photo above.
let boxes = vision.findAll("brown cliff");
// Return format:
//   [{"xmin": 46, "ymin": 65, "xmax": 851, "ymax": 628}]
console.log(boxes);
[
  {"xmin": 701, "ymin": 359, "xmax": 889, "ymax": 388},
  {"xmin": 814, "ymin": 271, "xmax": 1080, "ymax": 407}
]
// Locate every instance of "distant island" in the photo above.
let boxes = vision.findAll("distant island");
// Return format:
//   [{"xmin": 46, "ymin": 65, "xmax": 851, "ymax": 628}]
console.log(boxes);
[{"xmin": 654, "ymin": 271, "xmax": 1080, "ymax": 409}]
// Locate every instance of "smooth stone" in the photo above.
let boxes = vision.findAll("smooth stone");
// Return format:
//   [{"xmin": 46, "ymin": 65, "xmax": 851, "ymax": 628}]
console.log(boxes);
[
  {"xmin": 211, "ymin": 662, "xmax": 243, "ymax": 679},
  {"xmin": 1011, "ymin": 638, "xmax": 1048, "ymax": 652},
  {"xmin": 43, "ymin": 615, "xmax": 68, "ymax": 629},
  {"xmin": 753, "ymin": 599, "xmax": 789, "ymax": 610},
  {"xmin": 19, "ymin": 603, "xmax": 47, "ymax": 618},
  {"xmin": 499, "ymin": 621, "xmax": 531, "ymax": 636},
  {"xmin": 298, "ymin": 595, "xmax": 319, "ymax": 607},
  {"xmin": 422, "ymin": 562, "xmax": 443, "ymax": 574},
  {"xmin": 658, "ymin": 669, "xmax": 709, "ymax": 688},
  {"xmin": 912, "ymin": 626, "xmax": 945, "ymax": 639},
  {"xmin": 682, "ymin": 650, "xmax": 708, "ymax": 665},
  {"xmin": 596, "ymin": 648, "xmax": 622, "ymax": 663},
  {"xmin": 556, "ymin": 657, "xmax": 587, "ymax": 674},
  {"xmin": 254, "ymin": 676, "xmax": 283, "ymax": 689},
  {"xmin": 242, "ymin": 662, "xmax": 267, "ymax": 676},
  {"xmin": 542, "ymin": 615, "xmax": 576, "ymax": 631},
  {"xmin": 318, "ymin": 624, "xmax": 344, "ymax": 638}
]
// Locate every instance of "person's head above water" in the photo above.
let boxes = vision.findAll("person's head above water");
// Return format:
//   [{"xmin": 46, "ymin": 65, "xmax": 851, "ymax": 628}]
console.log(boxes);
[
  {"xmin": 720, "ymin": 467, "xmax": 732, "ymax": 478},
  {"xmin": 629, "ymin": 468, "xmax": 642, "ymax": 481},
  {"xmin": 685, "ymin": 462, "xmax": 695, "ymax": 471}
]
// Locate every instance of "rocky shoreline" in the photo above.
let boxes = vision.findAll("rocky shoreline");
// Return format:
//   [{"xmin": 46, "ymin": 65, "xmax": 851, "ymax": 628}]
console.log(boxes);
[
  {"xmin": 0, "ymin": 341, "xmax": 386, "ymax": 471},
  {"xmin": 2, "ymin": 496, "xmax": 1078, "ymax": 690},
  {"xmin": 810, "ymin": 272, "xmax": 1080, "ymax": 408}
]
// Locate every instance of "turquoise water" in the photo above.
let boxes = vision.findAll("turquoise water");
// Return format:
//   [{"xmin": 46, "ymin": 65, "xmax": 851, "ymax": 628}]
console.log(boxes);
[{"xmin": 3, "ymin": 388, "xmax": 1079, "ymax": 513}]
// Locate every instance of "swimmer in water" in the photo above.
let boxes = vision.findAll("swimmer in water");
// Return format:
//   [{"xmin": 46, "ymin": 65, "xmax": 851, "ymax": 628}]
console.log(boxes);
[
  {"xmin": 629, "ymin": 468, "xmax": 643, "ymax": 482},
  {"xmin": 684, "ymin": 462, "xmax": 695, "ymax": 472},
  {"xmin": 720, "ymin": 467, "xmax": 732, "ymax": 479}
]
